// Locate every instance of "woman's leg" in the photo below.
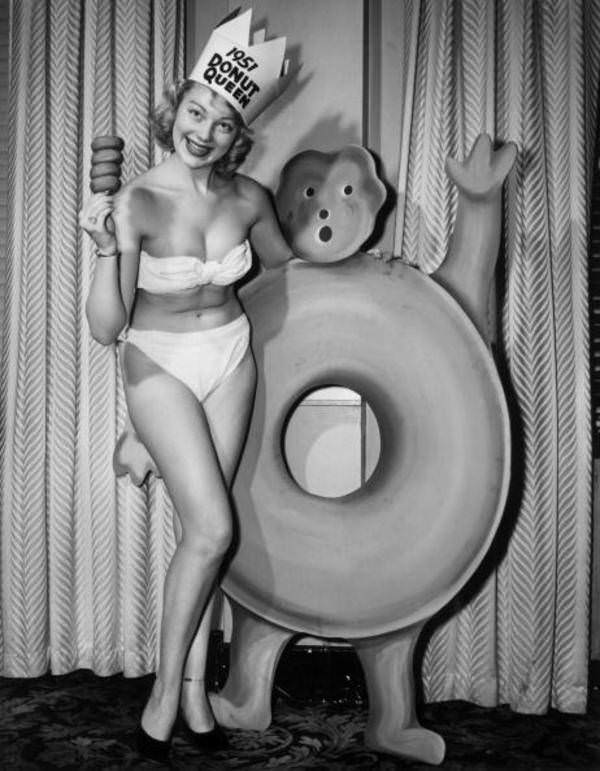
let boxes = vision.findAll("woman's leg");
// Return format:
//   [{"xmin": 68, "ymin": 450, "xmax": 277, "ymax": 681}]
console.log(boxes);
[
  {"xmin": 180, "ymin": 348, "xmax": 257, "ymax": 731},
  {"xmin": 122, "ymin": 342, "xmax": 251, "ymax": 741},
  {"xmin": 169, "ymin": 502, "xmax": 219, "ymax": 732}
]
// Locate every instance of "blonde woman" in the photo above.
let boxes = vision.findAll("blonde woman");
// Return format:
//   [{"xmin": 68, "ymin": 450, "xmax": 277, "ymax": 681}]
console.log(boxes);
[{"xmin": 80, "ymin": 43, "xmax": 294, "ymax": 759}]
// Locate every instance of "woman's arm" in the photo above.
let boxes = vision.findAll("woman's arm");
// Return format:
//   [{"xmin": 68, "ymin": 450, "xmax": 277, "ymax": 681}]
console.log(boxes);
[
  {"xmin": 245, "ymin": 179, "xmax": 293, "ymax": 269},
  {"xmin": 81, "ymin": 190, "xmax": 140, "ymax": 344}
]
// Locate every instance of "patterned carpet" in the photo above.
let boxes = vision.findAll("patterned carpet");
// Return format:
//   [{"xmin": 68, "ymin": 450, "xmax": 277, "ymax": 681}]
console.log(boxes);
[{"xmin": 1, "ymin": 662, "xmax": 599, "ymax": 769}]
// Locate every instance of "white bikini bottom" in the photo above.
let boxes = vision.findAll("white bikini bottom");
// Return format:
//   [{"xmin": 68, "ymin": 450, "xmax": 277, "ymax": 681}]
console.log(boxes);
[{"xmin": 122, "ymin": 314, "xmax": 251, "ymax": 402}]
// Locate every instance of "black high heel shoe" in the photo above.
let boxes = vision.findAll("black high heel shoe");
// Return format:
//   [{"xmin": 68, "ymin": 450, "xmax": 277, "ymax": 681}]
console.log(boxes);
[
  {"xmin": 180, "ymin": 719, "xmax": 229, "ymax": 751},
  {"xmin": 135, "ymin": 724, "xmax": 172, "ymax": 762}
]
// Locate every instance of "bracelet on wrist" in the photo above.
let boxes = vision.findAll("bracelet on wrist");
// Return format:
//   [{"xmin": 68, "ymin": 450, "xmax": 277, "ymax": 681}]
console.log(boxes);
[{"xmin": 95, "ymin": 246, "xmax": 119, "ymax": 258}]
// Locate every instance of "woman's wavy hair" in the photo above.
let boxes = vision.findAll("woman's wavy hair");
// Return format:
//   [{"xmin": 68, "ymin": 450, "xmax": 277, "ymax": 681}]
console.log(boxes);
[{"xmin": 152, "ymin": 80, "xmax": 254, "ymax": 177}]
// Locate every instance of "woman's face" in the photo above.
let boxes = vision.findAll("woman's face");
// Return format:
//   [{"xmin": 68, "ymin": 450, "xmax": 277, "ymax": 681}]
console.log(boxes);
[{"xmin": 172, "ymin": 83, "xmax": 239, "ymax": 169}]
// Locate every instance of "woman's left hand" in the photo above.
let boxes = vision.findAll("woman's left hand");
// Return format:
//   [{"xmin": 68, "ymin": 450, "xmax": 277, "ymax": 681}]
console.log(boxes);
[{"xmin": 79, "ymin": 193, "xmax": 118, "ymax": 253}]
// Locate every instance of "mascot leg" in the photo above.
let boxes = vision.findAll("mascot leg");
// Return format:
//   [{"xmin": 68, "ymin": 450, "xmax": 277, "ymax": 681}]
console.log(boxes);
[
  {"xmin": 354, "ymin": 624, "xmax": 445, "ymax": 765},
  {"xmin": 210, "ymin": 599, "xmax": 293, "ymax": 730}
]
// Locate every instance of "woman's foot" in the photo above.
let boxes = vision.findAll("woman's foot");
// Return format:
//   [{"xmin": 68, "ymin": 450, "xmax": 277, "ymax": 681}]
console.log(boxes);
[
  {"xmin": 135, "ymin": 724, "xmax": 171, "ymax": 762},
  {"xmin": 180, "ymin": 721, "xmax": 229, "ymax": 751},
  {"xmin": 140, "ymin": 679, "xmax": 180, "ymax": 742},
  {"xmin": 180, "ymin": 678, "xmax": 229, "ymax": 750}
]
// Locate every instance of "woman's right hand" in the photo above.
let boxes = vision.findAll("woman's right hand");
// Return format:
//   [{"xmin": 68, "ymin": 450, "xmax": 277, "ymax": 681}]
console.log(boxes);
[{"xmin": 79, "ymin": 193, "xmax": 118, "ymax": 253}]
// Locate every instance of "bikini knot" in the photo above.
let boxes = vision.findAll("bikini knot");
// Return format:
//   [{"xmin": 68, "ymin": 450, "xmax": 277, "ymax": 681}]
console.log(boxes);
[
  {"xmin": 195, "ymin": 260, "xmax": 220, "ymax": 283},
  {"xmin": 205, "ymin": 243, "xmax": 251, "ymax": 286}
]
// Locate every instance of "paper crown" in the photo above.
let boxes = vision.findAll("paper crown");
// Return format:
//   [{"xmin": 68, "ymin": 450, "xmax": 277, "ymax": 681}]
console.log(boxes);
[{"xmin": 188, "ymin": 8, "xmax": 292, "ymax": 125}]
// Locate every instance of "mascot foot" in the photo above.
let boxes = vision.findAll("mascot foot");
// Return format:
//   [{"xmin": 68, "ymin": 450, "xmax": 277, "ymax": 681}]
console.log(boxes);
[
  {"xmin": 365, "ymin": 726, "xmax": 445, "ymax": 765},
  {"xmin": 209, "ymin": 692, "xmax": 270, "ymax": 731},
  {"xmin": 113, "ymin": 428, "xmax": 159, "ymax": 486}
]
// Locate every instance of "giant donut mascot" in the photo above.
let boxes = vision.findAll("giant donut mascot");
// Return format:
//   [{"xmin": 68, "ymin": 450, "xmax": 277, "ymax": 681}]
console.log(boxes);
[
  {"xmin": 106, "ymin": 131, "xmax": 516, "ymax": 765},
  {"xmin": 210, "ymin": 134, "xmax": 517, "ymax": 766}
]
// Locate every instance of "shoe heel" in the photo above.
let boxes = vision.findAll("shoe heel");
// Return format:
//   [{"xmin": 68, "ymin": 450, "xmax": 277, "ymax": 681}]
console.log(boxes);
[
  {"xmin": 181, "ymin": 720, "xmax": 229, "ymax": 751},
  {"xmin": 135, "ymin": 724, "xmax": 171, "ymax": 761}
]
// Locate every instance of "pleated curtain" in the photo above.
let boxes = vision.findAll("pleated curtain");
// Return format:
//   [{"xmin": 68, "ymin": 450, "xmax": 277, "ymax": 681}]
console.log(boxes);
[
  {"xmin": 392, "ymin": 0, "xmax": 599, "ymax": 714},
  {"xmin": 1, "ymin": 0, "xmax": 184, "ymax": 678}
]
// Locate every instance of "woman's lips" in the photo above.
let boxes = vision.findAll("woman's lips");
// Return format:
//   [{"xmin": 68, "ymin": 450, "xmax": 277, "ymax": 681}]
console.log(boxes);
[{"xmin": 185, "ymin": 137, "xmax": 212, "ymax": 157}]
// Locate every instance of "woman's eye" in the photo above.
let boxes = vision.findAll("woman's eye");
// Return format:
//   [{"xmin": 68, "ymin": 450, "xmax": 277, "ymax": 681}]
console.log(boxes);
[
  {"xmin": 304, "ymin": 187, "xmax": 315, "ymax": 198},
  {"xmin": 343, "ymin": 184, "xmax": 353, "ymax": 196},
  {"xmin": 217, "ymin": 122, "xmax": 234, "ymax": 133}
]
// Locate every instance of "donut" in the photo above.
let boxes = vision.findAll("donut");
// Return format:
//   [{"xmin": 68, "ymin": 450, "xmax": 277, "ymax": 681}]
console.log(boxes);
[
  {"xmin": 91, "ymin": 135, "xmax": 125, "ymax": 151},
  {"xmin": 226, "ymin": 255, "xmax": 510, "ymax": 638},
  {"xmin": 89, "ymin": 135, "xmax": 124, "ymax": 193},
  {"xmin": 91, "ymin": 148, "xmax": 123, "ymax": 165},
  {"xmin": 90, "ymin": 175, "xmax": 121, "ymax": 194},
  {"xmin": 90, "ymin": 162, "xmax": 122, "ymax": 179}
]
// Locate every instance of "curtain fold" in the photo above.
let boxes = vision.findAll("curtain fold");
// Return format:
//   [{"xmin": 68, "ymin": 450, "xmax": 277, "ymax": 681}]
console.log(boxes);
[
  {"xmin": 1, "ymin": 0, "xmax": 184, "ymax": 678},
  {"xmin": 393, "ymin": 0, "xmax": 598, "ymax": 714}
]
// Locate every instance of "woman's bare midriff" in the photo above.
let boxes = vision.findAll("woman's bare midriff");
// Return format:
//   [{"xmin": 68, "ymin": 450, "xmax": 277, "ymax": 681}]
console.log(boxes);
[{"xmin": 130, "ymin": 284, "xmax": 243, "ymax": 333}]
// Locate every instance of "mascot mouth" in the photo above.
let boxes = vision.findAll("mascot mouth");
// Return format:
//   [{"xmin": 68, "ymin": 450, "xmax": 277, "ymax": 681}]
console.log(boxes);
[{"xmin": 318, "ymin": 225, "xmax": 333, "ymax": 243}]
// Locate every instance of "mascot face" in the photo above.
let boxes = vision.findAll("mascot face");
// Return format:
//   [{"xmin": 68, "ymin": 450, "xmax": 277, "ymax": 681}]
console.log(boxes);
[{"xmin": 275, "ymin": 145, "xmax": 386, "ymax": 263}]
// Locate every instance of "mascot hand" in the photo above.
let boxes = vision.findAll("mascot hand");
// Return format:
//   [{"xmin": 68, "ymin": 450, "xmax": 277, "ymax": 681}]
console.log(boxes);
[
  {"xmin": 113, "ymin": 427, "xmax": 160, "ymax": 486},
  {"xmin": 446, "ymin": 133, "xmax": 517, "ymax": 202}
]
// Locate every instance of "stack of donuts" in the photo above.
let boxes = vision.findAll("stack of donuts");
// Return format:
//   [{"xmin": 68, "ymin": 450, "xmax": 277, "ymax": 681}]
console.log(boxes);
[{"xmin": 89, "ymin": 135, "xmax": 124, "ymax": 194}]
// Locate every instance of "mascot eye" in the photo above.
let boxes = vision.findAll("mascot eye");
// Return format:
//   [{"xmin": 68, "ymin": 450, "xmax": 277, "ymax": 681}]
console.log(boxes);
[
  {"xmin": 343, "ymin": 184, "xmax": 353, "ymax": 196},
  {"xmin": 304, "ymin": 187, "xmax": 316, "ymax": 198}
]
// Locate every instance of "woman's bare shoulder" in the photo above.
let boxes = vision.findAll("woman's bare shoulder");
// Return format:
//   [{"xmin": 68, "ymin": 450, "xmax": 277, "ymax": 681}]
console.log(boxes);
[
  {"xmin": 117, "ymin": 166, "xmax": 165, "ymax": 201},
  {"xmin": 233, "ymin": 173, "xmax": 272, "ymax": 211},
  {"xmin": 113, "ymin": 166, "xmax": 168, "ymax": 224}
]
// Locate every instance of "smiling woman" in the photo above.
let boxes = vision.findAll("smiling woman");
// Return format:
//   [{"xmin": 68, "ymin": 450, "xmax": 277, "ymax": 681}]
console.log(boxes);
[
  {"xmin": 153, "ymin": 81, "xmax": 254, "ymax": 176},
  {"xmin": 172, "ymin": 88, "xmax": 239, "ymax": 159},
  {"xmin": 77, "ymin": 8, "xmax": 298, "ymax": 763}
]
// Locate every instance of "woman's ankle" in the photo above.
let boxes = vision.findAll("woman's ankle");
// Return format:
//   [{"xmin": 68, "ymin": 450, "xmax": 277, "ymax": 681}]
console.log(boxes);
[
  {"xmin": 180, "ymin": 679, "xmax": 215, "ymax": 731},
  {"xmin": 141, "ymin": 679, "xmax": 180, "ymax": 738}
]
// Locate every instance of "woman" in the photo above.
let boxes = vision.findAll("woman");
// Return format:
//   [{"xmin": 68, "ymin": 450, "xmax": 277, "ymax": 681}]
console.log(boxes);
[{"xmin": 80, "ymin": 78, "xmax": 293, "ymax": 760}]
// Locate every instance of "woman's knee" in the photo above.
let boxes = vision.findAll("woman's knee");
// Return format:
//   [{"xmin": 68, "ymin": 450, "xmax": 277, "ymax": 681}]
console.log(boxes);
[{"xmin": 182, "ymin": 514, "xmax": 233, "ymax": 560}]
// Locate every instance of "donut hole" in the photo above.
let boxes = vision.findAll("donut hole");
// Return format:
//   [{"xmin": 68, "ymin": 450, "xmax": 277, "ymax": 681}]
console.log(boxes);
[{"xmin": 283, "ymin": 386, "xmax": 381, "ymax": 498}]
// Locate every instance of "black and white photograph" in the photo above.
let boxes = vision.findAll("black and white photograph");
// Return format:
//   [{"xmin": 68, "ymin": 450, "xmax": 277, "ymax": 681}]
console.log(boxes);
[{"xmin": 0, "ymin": 1, "xmax": 599, "ymax": 768}]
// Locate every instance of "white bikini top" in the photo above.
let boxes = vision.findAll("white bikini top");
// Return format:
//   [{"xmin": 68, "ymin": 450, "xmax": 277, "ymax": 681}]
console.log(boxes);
[{"xmin": 137, "ymin": 240, "xmax": 252, "ymax": 294}]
